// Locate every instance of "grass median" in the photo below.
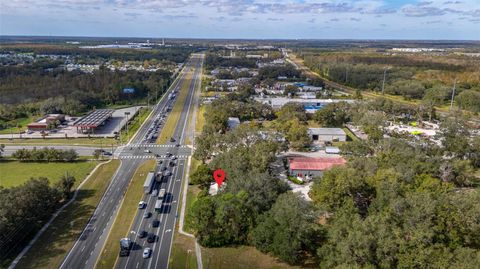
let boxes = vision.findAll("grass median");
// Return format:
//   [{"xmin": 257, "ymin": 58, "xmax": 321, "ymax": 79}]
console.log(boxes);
[
  {"xmin": 157, "ymin": 70, "xmax": 193, "ymax": 144},
  {"xmin": 95, "ymin": 159, "xmax": 156, "ymax": 269},
  {"xmin": 168, "ymin": 232, "xmax": 197, "ymax": 269},
  {"xmin": 13, "ymin": 160, "xmax": 120, "ymax": 269}
]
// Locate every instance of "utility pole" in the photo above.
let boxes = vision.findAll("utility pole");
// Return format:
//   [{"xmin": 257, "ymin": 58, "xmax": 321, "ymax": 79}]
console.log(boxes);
[
  {"xmin": 450, "ymin": 79, "xmax": 457, "ymax": 111},
  {"xmin": 381, "ymin": 67, "xmax": 387, "ymax": 95}
]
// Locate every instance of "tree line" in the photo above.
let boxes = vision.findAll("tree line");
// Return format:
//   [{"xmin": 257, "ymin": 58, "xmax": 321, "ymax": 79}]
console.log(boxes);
[
  {"xmin": 11, "ymin": 147, "xmax": 79, "ymax": 162},
  {"xmin": 0, "ymin": 176, "xmax": 76, "ymax": 263}
]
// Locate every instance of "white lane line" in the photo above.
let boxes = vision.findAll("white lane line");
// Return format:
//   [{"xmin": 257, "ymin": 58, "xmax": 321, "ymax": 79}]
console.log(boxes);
[{"xmin": 81, "ymin": 246, "xmax": 85, "ymax": 252}]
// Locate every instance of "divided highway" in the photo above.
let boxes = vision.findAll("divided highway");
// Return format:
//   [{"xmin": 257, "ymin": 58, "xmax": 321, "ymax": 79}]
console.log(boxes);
[
  {"xmin": 115, "ymin": 54, "xmax": 203, "ymax": 269},
  {"xmin": 58, "ymin": 54, "xmax": 203, "ymax": 269}
]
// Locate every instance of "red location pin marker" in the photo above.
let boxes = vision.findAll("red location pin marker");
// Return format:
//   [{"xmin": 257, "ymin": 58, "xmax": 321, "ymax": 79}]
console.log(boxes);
[{"xmin": 213, "ymin": 169, "xmax": 226, "ymax": 187}]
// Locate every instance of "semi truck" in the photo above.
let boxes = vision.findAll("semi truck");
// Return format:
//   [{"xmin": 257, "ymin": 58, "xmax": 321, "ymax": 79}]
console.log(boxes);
[{"xmin": 143, "ymin": 171, "xmax": 155, "ymax": 194}]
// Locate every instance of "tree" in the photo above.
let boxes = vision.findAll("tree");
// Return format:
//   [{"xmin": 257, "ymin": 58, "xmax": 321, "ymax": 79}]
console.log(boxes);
[
  {"xmin": 190, "ymin": 164, "xmax": 213, "ymax": 189},
  {"xmin": 56, "ymin": 174, "xmax": 76, "ymax": 200},
  {"xmin": 93, "ymin": 149, "xmax": 102, "ymax": 160},
  {"xmin": 252, "ymin": 192, "xmax": 323, "ymax": 264},
  {"xmin": 456, "ymin": 90, "xmax": 480, "ymax": 112},
  {"xmin": 313, "ymin": 102, "xmax": 350, "ymax": 127}
]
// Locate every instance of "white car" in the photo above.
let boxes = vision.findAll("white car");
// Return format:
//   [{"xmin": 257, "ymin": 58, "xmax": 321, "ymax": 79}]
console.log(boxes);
[
  {"xmin": 138, "ymin": 201, "xmax": 146, "ymax": 209},
  {"xmin": 142, "ymin": 247, "xmax": 151, "ymax": 259}
]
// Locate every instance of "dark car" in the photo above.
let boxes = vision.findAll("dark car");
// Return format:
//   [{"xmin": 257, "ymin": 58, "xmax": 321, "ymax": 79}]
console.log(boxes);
[
  {"xmin": 170, "ymin": 137, "xmax": 175, "ymax": 142},
  {"xmin": 147, "ymin": 234, "xmax": 156, "ymax": 243},
  {"xmin": 152, "ymin": 219, "xmax": 160, "ymax": 228},
  {"xmin": 138, "ymin": 230, "xmax": 147, "ymax": 238}
]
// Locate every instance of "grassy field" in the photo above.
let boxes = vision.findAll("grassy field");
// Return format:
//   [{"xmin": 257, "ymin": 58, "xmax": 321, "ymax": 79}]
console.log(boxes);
[
  {"xmin": 13, "ymin": 160, "xmax": 120, "ymax": 269},
  {"xmin": 201, "ymin": 246, "xmax": 303, "ymax": 269},
  {"xmin": 0, "ymin": 117, "xmax": 33, "ymax": 134},
  {"xmin": 157, "ymin": 70, "xmax": 193, "ymax": 144},
  {"xmin": 0, "ymin": 160, "xmax": 100, "ymax": 188},
  {"xmin": 95, "ymin": 159, "xmax": 156, "ymax": 269},
  {"xmin": 168, "ymin": 232, "xmax": 197, "ymax": 269},
  {"xmin": 195, "ymin": 105, "xmax": 206, "ymax": 134}
]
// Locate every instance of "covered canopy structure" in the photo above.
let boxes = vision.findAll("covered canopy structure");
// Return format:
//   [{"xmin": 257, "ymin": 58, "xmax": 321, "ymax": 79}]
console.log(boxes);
[{"xmin": 73, "ymin": 109, "xmax": 114, "ymax": 134}]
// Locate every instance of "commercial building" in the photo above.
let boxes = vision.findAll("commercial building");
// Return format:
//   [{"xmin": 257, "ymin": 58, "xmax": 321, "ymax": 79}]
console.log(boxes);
[
  {"xmin": 308, "ymin": 128, "xmax": 347, "ymax": 142},
  {"xmin": 27, "ymin": 114, "xmax": 65, "ymax": 131},
  {"xmin": 254, "ymin": 97, "xmax": 355, "ymax": 113},
  {"xmin": 73, "ymin": 109, "xmax": 114, "ymax": 134},
  {"xmin": 288, "ymin": 157, "xmax": 346, "ymax": 179}
]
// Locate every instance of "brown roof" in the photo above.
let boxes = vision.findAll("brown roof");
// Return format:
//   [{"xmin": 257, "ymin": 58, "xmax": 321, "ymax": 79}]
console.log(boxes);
[{"xmin": 289, "ymin": 157, "xmax": 346, "ymax": 171}]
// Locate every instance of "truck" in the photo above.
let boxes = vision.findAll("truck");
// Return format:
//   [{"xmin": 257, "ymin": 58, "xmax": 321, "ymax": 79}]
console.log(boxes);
[
  {"xmin": 119, "ymin": 238, "xmax": 132, "ymax": 257},
  {"xmin": 143, "ymin": 171, "xmax": 155, "ymax": 194},
  {"xmin": 154, "ymin": 199, "xmax": 163, "ymax": 213},
  {"xmin": 158, "ymin": 188, "xmax": 166, "ymax": 201}
]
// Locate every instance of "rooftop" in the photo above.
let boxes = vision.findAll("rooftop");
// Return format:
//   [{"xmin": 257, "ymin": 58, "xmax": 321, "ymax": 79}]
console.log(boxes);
[
  {"xmin": 289, "ymin": 157, "xmax": 346, "ymax": 171},
  {"xmin": 74, "ymin": 109, "xmax": 114, "ymax": 128},
  {"xmin": 308, "ymin": 128, "xmax": 346, "ymax": 136}
]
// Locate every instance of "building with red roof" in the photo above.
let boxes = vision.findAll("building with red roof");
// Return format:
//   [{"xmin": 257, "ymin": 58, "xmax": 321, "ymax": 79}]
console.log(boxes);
[{"xmin": 288, "ymin": 156, "xmax": 346, "ymax": 179}]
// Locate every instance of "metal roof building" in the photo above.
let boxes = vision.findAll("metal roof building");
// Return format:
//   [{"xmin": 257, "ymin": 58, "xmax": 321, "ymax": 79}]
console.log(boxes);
[
  {"xmin": 308, "ymin": 128, "xmax": 347, "ymax": 142},
  {"xmin": 73, "ymin": 109, "xmax": 114, "ymax": 134}
]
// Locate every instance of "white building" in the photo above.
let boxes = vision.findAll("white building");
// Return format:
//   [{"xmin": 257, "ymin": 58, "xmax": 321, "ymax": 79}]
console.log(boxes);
[{"xmin": 308, "ymin": 128, "xmax": 347, "ymax": 142}]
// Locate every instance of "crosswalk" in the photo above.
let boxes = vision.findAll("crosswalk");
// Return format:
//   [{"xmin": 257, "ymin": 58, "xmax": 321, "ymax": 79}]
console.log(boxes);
[
  {"xmin": 118, "ymin": 155, "xmax": 190, "ymax": 159},
  {"xmin": 127, "ymin": 144, "xmax": 190, "ymax": 148}
]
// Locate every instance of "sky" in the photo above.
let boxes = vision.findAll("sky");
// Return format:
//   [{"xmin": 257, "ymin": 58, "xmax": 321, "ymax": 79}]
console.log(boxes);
[{"xmin": 0, "ymin": 0, "xmax": 479, "ymax": 40}]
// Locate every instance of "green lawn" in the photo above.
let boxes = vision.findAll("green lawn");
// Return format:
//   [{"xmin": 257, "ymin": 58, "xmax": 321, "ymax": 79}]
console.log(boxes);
[
  {"xmin": 195, "ymin": 105, "xmax": 206, "ymax": 134},
  {"xmin": 95, "ymin": 159, "xmax": 156, "ymax": 269},
  {"xmin": 0, "ymin": 160, "xmax": 100, "ymax": 188},
  {"xmin": 201, "ymin": 246, "xmax": 303, "ymax": 269},
  {"xmin": 0, "ymin": 117, "xmax": 33, "ymax": 134},
  {"xmin": 12, "ymin": 160, "xmax": 120, "ymax": 269},
  {"xmin": 169, "ymin": 232, "xmax": 197, "ymax": 269},
  {"xmin": 157, "ymin": 70, "xmax": 193, "ymax": 144}
]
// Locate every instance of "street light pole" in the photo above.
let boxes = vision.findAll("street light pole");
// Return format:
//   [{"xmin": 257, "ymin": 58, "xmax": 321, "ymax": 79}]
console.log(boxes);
[
  {"xmin": 381, "ymin": 67, "xmax": 387, "ymax": 95},
  {"xmin": 450, "ymin": 79, "xmax": 457, "ymax": 111}
]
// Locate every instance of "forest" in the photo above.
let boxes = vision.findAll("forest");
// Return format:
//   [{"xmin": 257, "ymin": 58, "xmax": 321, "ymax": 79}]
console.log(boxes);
[
  {"xmin": 0, "ymin": 45, "xmax": 188, "ymax": 130},
  {"xmin": 300, "ymin": 50, "xmax": 480, "ymax": 113},
  {"xmin": 188, "ymin": 87, "xmax": 480, "ymax": 267},
  {"xmin": 0, "ymin": 176, "xmax": 76, "ymax": 264}
]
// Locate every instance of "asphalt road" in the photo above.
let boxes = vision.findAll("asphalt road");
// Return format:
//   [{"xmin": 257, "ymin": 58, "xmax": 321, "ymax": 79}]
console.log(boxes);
[
  {"xmin": 115, "ymin": 54, "xmax": 203, "ymax": 269},
  {"xmin": 57, "ymin": 54, "xmax": 202, "ymax": 269}
]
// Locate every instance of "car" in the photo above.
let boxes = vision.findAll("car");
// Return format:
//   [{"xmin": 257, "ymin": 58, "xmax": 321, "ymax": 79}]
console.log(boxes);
[
  {"xmin": 103, "ymin": 151, "xmax": 112, "ymax": 156},
  {"xmin": 152, "ymin": 189, "xmax": 158, "ymax": 196},
  {"xmin": 176, "ymin": 143, "xmax": 180, "ymax": 147},
  {"xmin": 143, "ymin": 212, "xmax": 151, "ymax": 219},
  {"xmin": 161, "ymin": 166, "xmax": 167, "ymax": 171},
  {"xmin": 157, "ymin": 160, "xmax": 163, "ymax": 164},
  {"xmin": 169, "ymin": 161, "xmax": 176, "ymax": 167},
  {"xmin": 147, "ymin": 234, "xmax": 156, "ymax": 243},
  {"xmin": 166, "ymin": 152, "xmax": 171, "ymax": 157},
  {"xmin": 142, "ymin": 247, "xmax": 151, "ymax": 259},
  {"xmin": 138, "ymin": 230, "xmax": 147, "ymax": 238},
  {"xmin": 138, "ymin": 201, "xmax": 146, "ymax": 209},
  {"xmin": 170, "ymin": 155, "xmax": 177, "ymax": 160},
  {"xmin": 170, "ymin": 137, "xmax": 176, "ymax": 142},
  {"xmin": 164, "ymin": 170, "xmax": 172, "ymax": 177},
  {"xmin": 152, "ymin": 219, "xmax": 160, "ymax": 227},
  {"xmin": 144, "ymin": 149, "xmax": 151, "ymax": 153}
]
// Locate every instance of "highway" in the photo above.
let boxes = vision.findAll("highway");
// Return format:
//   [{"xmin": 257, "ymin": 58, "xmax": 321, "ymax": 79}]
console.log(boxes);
[
  {"xmin": 58, "ymin": 54, "xmax": 203, "ymax": 269},
  {"xmin": 115, "ymin": 54, "xmax": 203, "ymax": 269}
]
